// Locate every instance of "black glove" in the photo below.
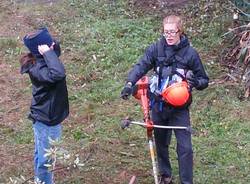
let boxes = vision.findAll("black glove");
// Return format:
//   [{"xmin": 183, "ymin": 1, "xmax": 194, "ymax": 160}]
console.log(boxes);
[
  {"xmin": 186, "ymin": 71, "xmax": 199, "ymax": 88},
  {"xmin": 121, "ymin": 82, "xmax": 133, "ymax": 100}
]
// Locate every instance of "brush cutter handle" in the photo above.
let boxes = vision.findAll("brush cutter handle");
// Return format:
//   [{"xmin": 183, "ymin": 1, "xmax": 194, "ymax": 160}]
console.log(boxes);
[{"xmin": 121, "ymin": 119, "xmax": 193, "ymax": 133}]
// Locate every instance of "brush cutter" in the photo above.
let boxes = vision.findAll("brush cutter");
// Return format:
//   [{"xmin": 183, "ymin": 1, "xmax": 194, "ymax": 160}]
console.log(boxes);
[{"xmin": 121, "ymin": 76, "xmax": 192, "ymax": 184}]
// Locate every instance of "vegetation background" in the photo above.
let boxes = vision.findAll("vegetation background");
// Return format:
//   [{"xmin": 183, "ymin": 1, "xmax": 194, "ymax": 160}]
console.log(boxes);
[{"xmin": 0, "ymin": 0, "xmax": 249, "ymax": 183}]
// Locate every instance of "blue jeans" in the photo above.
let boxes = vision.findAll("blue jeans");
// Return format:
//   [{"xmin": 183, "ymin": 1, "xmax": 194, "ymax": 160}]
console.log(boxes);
[{"xmin": 33, "ymin": 121, "xmax": 62, "ymax": 184}]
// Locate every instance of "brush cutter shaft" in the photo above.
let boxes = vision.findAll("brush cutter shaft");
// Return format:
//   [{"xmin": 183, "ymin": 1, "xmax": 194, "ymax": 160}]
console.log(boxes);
[{"xmin": 149, "ymin": 139, "xmax": 159, "ymax": 184}]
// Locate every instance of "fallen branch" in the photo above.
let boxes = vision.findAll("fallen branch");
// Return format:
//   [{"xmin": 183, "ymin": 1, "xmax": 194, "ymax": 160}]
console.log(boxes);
[
  {"xmin": 129, "ymin": 175, "xmax": 137, "ymax": 184},
  {"xmin": 20, "ymin": 148, "xmax": 93, "ymax": 184},
  {"xmin": 222, "ymin": 25, "xmax": 250, "ymax": 37},
  {"xmin": 227, "ymin": 73, "xmax": 238, "ymax": 81},
  {"xmin": 228, "ymin": 0, "xmax": 250, "ymax": 17},
  {"xmin": 119, "ymin": 151, "xmax": 135, "ymax": 157}
]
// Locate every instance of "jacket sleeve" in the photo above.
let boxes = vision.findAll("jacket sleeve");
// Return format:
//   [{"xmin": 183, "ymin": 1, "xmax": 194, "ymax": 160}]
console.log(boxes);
[
  {"xmin": 127, "ymin": 43, "xmax": 157, "ymax": 85},
  {"xmin": 30, "ymin": 50, "xmax": 66, "ymax": 83},
  {"xmin": 188, "ymin": 49, "xmax": 209, "ymax": 90}
]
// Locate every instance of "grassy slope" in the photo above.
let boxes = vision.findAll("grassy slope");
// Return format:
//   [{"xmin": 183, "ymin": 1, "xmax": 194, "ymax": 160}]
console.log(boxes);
[{"xmin": 0, "ymin": 0, "xmax": 250, "ymax": 183}]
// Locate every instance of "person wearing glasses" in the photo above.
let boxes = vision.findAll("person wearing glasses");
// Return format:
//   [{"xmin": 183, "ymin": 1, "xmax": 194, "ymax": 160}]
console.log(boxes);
[{"xmin": 121, "ymin": 15, "xmax": 209, "ymax": 184}]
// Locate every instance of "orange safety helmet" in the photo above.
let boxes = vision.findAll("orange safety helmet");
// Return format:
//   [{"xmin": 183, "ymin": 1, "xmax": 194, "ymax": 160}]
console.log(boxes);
[{"xmin": 161, "ymin": 81, "xmax": 190, "ymax": 107}]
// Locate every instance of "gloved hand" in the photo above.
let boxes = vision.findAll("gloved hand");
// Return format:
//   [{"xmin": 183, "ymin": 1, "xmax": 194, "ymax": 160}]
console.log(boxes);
[
  {"xmin": 186, "ymin": 71, "xmax": 199, "ymax": 88},
  {"xmin": 121, "ymin": 82, "xmax": 133, "ymax": 100}
]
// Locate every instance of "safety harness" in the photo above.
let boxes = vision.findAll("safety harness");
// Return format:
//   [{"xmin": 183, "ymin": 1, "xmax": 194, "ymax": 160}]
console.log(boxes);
[
  {"xmin": 156, "ymin": 38, "xmax": 188, "ymax": 88},
  {"xmin": 151, "ymin": 38, "xmax": 192, "ymax": 109}
]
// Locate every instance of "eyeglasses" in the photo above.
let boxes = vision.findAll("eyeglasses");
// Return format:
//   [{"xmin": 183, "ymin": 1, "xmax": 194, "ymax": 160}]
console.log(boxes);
[{"xmin": 163, "ymin": 30, "xmax": 179, "ymax": 37}]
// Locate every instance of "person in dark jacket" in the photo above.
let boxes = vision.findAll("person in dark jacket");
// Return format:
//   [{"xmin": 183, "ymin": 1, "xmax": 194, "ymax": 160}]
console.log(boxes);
[
  {"xmin": 20, "ymin": 28, "xmax": 69, "ymax": 184},
  {"xmin": 121, "ymin": 15, "xmax": 209, "ymax": 184}
]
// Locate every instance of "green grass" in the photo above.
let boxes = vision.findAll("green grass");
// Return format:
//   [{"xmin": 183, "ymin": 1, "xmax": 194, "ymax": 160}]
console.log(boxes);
[{"xmin": 0, "ymin": 0, "xmax": 250, "ymax": 183}]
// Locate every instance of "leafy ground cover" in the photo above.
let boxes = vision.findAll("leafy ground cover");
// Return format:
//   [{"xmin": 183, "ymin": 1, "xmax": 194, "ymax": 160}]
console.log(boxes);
[{"xmin": 0, "ymin": 0, "xmax": 249, "ymax": 183}]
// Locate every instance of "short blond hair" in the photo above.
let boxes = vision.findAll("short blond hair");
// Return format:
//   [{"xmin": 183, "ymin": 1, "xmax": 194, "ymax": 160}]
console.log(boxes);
[{"xmin": 162, "ymin": 15, "xmax": 184, "ymax": 34}]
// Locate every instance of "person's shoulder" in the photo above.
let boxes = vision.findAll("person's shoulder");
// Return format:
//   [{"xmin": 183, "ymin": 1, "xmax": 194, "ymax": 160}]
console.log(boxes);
[
  {"xmin": 145, "ymin": 39, "xmax": 159, "ymax": 53},
  {"xmin": 186, "ymin": 43, "xmax": 199, "ymax": 56},
  {"xmin": 148, "ymin": 37, "xmax": 165, "ymax": 51}
]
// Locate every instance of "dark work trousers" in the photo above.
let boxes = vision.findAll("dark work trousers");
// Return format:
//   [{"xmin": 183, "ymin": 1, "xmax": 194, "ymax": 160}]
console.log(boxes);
[{"xmin": 151, "ymin": 102, "xmax": 193, "ymax": 184}]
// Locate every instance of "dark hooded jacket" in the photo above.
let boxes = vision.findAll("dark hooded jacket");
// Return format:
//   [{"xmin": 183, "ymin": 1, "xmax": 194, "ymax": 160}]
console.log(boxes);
[
  {"xmin": 21, "ymin": 50, "xmax": 69, "ymax": 126},
  {"xmin": 127, "ymin": 35, "xmax": 209, "ymax": 91}
]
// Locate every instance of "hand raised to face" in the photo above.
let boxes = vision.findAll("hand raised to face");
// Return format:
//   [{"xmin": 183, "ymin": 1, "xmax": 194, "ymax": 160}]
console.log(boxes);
[
  {"xmin": 38, "ymin": 42, "xmax": 55, "ymax": 55},
  {"xmin": 38, "ymin": 45, "xmax": 51, "ymax": 55}
]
